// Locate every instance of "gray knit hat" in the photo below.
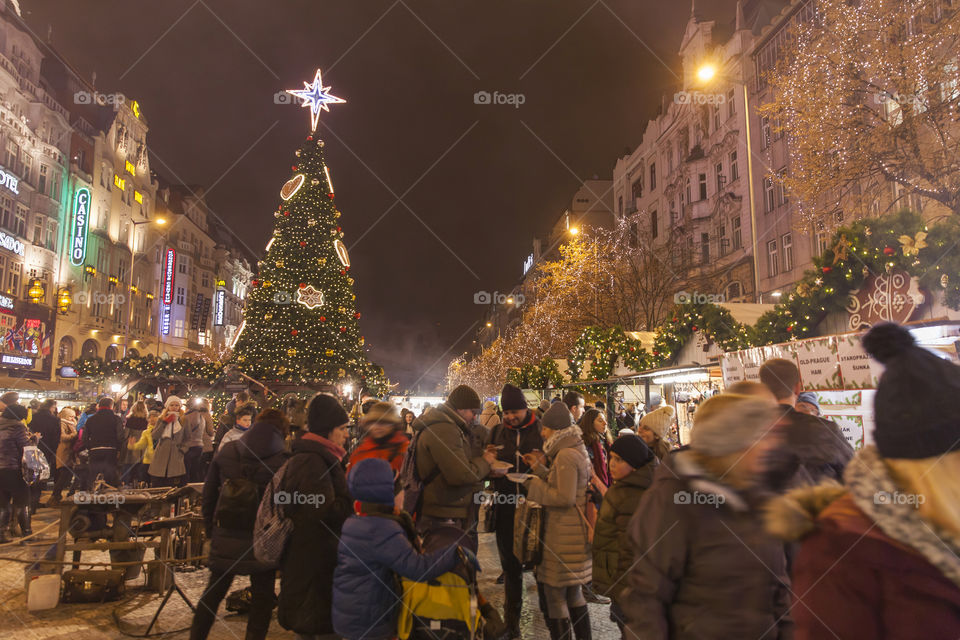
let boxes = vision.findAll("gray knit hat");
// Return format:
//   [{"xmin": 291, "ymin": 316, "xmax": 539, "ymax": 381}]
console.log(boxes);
[
  {"xmin": 0, "ymin": 391, "xmax": 19, "ymax": 406},
  {"xmin": 690, "ymin": 394, "xmax": 778, "ymax": 456},
  {"xmin": 541, "ymin": 402, "xmax": 574, "ymax": 430}
]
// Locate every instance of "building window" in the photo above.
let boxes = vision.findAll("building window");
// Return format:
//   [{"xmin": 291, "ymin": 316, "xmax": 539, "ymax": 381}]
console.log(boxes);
[
  {"xmin": 713, "ymin": 104, "xmax": 721, "ymax": 131},
  {"xmin": 782, "ymin": 233, "xmax": 794, "ymax": 272},
  {"xmin": 14, "ymin": 206, "xmax": 26, "ymax": 237},
  {"xmin": 0, "ymin": 197, "xmax": 11, "ymax": 231},
  {"xmin": 733, "ymin": 216, "xmax": 742, "ymax": 250},
  {"xmin": 729, "ymin": 151, "xmax": 739, "ymax": 182},
  {"xmin": 767, "ymin": 239, "xmax": 779, "ymax": 277},
  {"xmin": 651, "ymin": 209, "xmax": 658, "ymax": 239},
  {"xmin": 4, "ymin": 141, "xmax": 17, "ymax": 169},
  {"xmin": 727, "ymin": 88, "xmax": 736, "ymax": 117},
  {"xmin": 701, "ymin": 232, "xmax": 710, "ymax": 264},
  {"xmin": 38, "ymin": 164, "xmax": 47, "ymax": 195},
  {"xmin": 32, "ymin": 215, "xmax": 42, "ymax": 245},
  {"xmin": 631, "ymin": 177, "xmax": 643, "ymax": 200},
  {"xmin": 684, "ymin": 178, "xmax": 691, "ymax": 206},
  {"xmin": 649, "ymin": 163, "xmax": 656, "ymax": 190},
  {"xmin": 629, "ymin": 222, "xmax": 639, "ymax": 248},
  {"xmin": 45, "ymin": 219, "xmax": 56, "ymax": 251},
  {"xmin": 763, "ymin": 176, "xmax": 776, "ymax": 212},
  {"xmin": 718, "ymin": 223, "xmax": 728, "ymax": 256},
  {"xmin": 715, "ymin": 162, "xmax": 724, "ymax": 192},
  {"xmin": 777, "ymin": 169, "xmax": 789, "ymax": 205},
  {"xmin": 726, "ymin": 281, "xmax": 742, "ymax": 301},
  {"xmin": 81, "ymin": 339, "xmax": 98, "ymax": 359},
  {"xmin": 698, "ymin": 173, "xmax": 707, "ymax": 201},
  {"xmin": 7, "ymin": 261, "xmax": 20, "ymax": 297},
  {"xmin": 20, "ymin": 151, "xmax": 30, "ymax": 184},
  {"xmin": 618, "ymin": 195, "xmax": 623, "ymax": 216},
  {"xmin": 176, "ymin": 286, "xmax": 185, "ymax": 305},
  {"xmin": 58, "ymin": 336, "xmax": 74, "ymax": 366},
  {"xmin": 761, "ymin": 116, "xmax": 772, "ymax": 148},
  {"xmin": 201, "ymin": 271, "xmax": 210, "ymax": 288},
  {"xmin": 104, "ymin": 345, "xmax": 119, "ymax": 362},
  {"xmin": 174, "ymin": 318, "xmax": 184, "ymax": 338}
]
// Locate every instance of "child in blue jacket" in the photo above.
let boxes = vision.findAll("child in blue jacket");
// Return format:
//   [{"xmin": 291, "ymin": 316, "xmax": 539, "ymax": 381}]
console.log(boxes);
[{"xmin": 332, "ymin": 457, "xmax": 474, "ymax": 640}]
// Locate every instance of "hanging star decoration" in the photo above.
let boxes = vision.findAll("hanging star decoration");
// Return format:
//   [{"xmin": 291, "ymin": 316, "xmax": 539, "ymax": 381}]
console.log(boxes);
[
  {"xmin": 832, "ymin": 234, "xmax": 851, "ymax": 265},
  {"xmin": 297, "ymin": 285, "xmax": 325, "ymax": 309},
  {"xmin": 899, "ymin": 231, "xmax": 927, "ymax": 256},
  {"xmin": 286, "ymin": 69, "xmax": 345, "ymax": 131}
]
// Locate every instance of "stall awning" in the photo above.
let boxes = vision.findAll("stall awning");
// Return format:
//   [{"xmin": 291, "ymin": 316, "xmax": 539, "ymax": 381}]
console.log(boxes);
[{"xmin": 0, "ymin": 375, "xmax": 63, "ymax": 392}]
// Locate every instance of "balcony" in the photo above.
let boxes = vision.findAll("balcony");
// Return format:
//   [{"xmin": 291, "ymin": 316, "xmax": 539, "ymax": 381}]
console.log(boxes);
[{"xmin": 688, "ymin": 199, "xmax": 713, "ymax": 221}]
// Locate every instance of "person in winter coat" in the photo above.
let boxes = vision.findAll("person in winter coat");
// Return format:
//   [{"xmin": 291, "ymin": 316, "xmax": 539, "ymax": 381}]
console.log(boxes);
[
  {"xmin": 520, "ymin": 402, "xmax": 594, "ymax": 640},
  {"xmin": 128, "ymin": 410, "xmax": 159, "ymax": 468},
  {"xmin": 80, "ymin": 397, "xmax": 125, "ymax": 488},
  {"xmin": 26, "ymin": 398, "xmax": 58, "ymax": 511},
  {"xmin": 119, "ymin": 401, "xmax": 149, "ymax": 486},
  {"xmin": 0, "ymin": 402, "xmax": 34, "ymax": 542},
  {"xmin": 190, "ymin": 410, "xmax": 289, "ymax": 640},
  {"xmin": 212, "ymin": 391, "xmax": 250, "ymax": 452},
  {"xmin": 347, "ymin": 401, "xmax": 409, "ymax": 507},
  {"xmin": 479, "ymin": 400, "xmax": 501, "ymax": 430},
  {"xmin": 149, "ymin": 396, "xmax": 186, "ymax": 487},
  {"xmin": 400, "ymin": 408, "xmax": 415, "ymax": 437},
  {"xmin": 759, "ymin": 358, "xmax": 853, "ymax": 491},
  {"xmin": 637, "ymin": 405, "xmax": 675, "ymax": 461},
  {"xmin": 277, "ymin": 393, "xmax": 353, "ymax": 639},
  {"xmin": 765, "ymin": 323, "xmax": 960, "ymax": 639},
  {"xmin": 412, "ymin": 385, "xmax": 496, "ymax": 535},
  {"xmin": 50, "ymin": 407, "xmax": 78, "ymax": 505},
  {"xmin": 622, "ymin": 393, "xmax": 791, "ymax": 640},
  {"xmin": 488, "ymin": 383, "xmax": 543, "ymax": 638},
  {"xmin": 217, "ymin": 402, "xmax": 258, "ymax": 452},
  {"xmin": 592, "ymin": 435, "xmax": 656, "ymax": 637},
  {"xmin": 332, "ymin": 457, "xmax": 466, "ymax": 640},
  {"xmin": 182, "ymin": 399, "xmax": 212, "ymax": 483}
]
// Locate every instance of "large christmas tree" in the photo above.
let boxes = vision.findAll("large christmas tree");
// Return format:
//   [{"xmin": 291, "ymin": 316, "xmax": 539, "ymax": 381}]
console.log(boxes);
[{"xmin": 233, "ymin": 69, "xmax": 384, "ymax": 392}]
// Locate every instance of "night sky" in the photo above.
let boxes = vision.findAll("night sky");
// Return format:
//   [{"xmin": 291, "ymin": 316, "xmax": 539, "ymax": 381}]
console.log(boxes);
[{"xmin": 25, "ymin": 0, "xmax": 740, "ymax": 391}]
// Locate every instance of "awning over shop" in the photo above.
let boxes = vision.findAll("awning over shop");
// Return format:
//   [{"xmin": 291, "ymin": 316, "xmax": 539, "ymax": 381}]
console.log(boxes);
[{"xmin": 0, "ymin": 375, "xmax": 68, "ymax": 392}]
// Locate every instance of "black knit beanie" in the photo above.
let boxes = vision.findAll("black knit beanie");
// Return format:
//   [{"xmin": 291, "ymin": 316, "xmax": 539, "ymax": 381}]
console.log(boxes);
[
  {"xmin": 499, "ymin": 384, "xmax": 527, "ymax": 412},
  {"xmin": 863, "ymin": 323, "xmax": 960, "ymax": 459},
  {"xmin": 447, "ymin": 385, "xmax": 481, "ymax": 411},
  {"xmin": 306, "ymin": 392, "xmax": 349, "ymax": 437},
  {"xmin": 610, "ymin": 434, "xmax": 654, "ymax": 469}
]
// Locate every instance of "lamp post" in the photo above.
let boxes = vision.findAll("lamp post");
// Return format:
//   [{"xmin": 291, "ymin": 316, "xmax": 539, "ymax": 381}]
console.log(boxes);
[
  {"xmin": 695, "ymin": 63, "xmax": 762, "ymax": 303},
  {"xmin": 123, "ymin": 216, "xmax": 166, "ymax": 357}
]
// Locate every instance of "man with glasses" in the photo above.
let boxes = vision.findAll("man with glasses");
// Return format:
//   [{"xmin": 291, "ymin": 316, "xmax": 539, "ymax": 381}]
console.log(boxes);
[{"xmin": 412, "ymin": 384, "xmax": 497, "ymax": 543}]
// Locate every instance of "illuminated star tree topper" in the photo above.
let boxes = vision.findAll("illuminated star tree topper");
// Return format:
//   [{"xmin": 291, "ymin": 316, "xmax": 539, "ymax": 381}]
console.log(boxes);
[{"xmin": 286, "ymin": 68, "xmax": 345, "ymax": 131}]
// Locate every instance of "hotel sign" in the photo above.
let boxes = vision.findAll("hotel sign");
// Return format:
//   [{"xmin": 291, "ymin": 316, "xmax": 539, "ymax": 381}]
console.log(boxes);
[
  {"xmin": 0, "ymin": 166, "xmax": 19, "ymax": 195},
  {"xmin": 0, "ymin": 230, "xmax": 23, "ymax": 257},
  {"xmin": 69, "ymin": 187, "xmax": 90, "ymax": 266}
]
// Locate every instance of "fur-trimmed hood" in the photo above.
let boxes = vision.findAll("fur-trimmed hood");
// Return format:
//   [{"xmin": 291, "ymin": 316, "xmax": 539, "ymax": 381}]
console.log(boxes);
[{"xmin": 767, "ymin": 446, "xmax": 960, "ymax": 589}]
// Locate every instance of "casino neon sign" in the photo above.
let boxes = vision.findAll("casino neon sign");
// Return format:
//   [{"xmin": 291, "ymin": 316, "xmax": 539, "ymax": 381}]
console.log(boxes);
[{"xmin": 69, "ymin": 187, "xmax": 91, "ymax": 266}]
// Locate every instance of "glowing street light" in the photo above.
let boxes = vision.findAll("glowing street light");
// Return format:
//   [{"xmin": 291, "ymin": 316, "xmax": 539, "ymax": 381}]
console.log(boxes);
[
  {"xmin": 569, "ymin": 226, "xmax": 580, "ymax": 236},
  {"xmin": 696, "ymin": 63, "xmax": 717, "ymax": 83}
]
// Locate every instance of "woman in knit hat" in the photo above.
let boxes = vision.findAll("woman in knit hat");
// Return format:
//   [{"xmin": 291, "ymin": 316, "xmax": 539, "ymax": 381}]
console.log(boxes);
[
  {"xmin": 622, "ymin": 393, "xmax": 791, "ymax": 639},
  {"xmin": 766, "ymin": 323, "xmax": 960, "ymax": 639},
  {"xmin": 637, "ymin": 405, "xmax": 675, "ymax": 460},
  {"xmin": 347, "ymin": 401, "xmax": 410, "ymax": 509}
]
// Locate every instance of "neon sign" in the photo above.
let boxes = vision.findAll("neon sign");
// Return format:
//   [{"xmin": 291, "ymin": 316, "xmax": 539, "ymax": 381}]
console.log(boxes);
[
  {"xmin": 70, "ymin": 187, "xmax": 91, "ymax": 267},
  {"xmin": 161, "ymin": 248, "xmax": 176, "ymax": 305},
  {"xmin": 214, "ymin": 289, "xmax": 225, "ymax": 326},
  {"xmin": 0, "ymin": 230, "xmax": 24, "ymax": 257},
  {"xmin": 0, "ymin": 166, "xmax": 19, "ymax": 195}
]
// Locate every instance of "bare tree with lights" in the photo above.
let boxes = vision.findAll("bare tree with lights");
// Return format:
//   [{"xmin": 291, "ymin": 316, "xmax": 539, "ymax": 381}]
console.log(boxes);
[{"xmin": 764, "ymin": 0, "xmax": 960, "ymax": 222}]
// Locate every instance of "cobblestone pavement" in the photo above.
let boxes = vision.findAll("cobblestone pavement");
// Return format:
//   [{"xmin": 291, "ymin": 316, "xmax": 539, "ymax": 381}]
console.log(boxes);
[{"xmin": 0, "ymin": 506, "xmax": 619, "ymax": 639}]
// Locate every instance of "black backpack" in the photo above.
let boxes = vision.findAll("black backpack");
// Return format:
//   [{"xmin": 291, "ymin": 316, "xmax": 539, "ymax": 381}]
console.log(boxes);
[{"xmin": 215, "ymin": 461, "xmax": 262, "ymax": 530}]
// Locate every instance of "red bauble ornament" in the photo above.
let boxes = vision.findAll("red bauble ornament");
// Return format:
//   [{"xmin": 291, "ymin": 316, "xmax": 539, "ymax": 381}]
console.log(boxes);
[
  {"xmin": 672, "ymin": 317, "xmax": 677, "ymax": 323},
  {"xmin": 340, "ymin": 326, "xmax": 347, "ymax": 333},
  {"xmin": 299, "ymin": 283, "xmax": 306, "ymax": 289},
  {"xmin": 340, "ymin": 269, "xmax": 346, "ymax": 275},
  {"xmin": 354, "ymin": 312, "xmax": 361, "ymax": 319},
  {"xmin": 822, "ymin": 266, "xmax": 832, "ymax": 273},
  {"xmin": 252, "ymin": 279, "xmax": 260, "ymax": 287},
  {"xmin": 292, "ymin": 165, "xmax": 298, "ymax": 170},
  {"xmin": 883, "ymin": 246, "xmax": 896, "ymax": 256},
  {"xmin": 307, "ymin": 135, "xmax": 313, "ymax": 141},
  {"xmin": 787, "ymin": 325, "xmax": 794, "ymax": 332},
  {"xmin": 692, "ymin": 326, "xmax": 698, "ymax": 332},
  {"xmin": 291, "ymin": 329, "xmax": 298, "ymax": 336},
  {"xmin": 319, "ymin": 316, "xmax": 326, "ymax": 322},
  {"xmin": 337, "ymin": 226, "xmax": 342, "ymax": 232},
  {"xmin": 299, "ymin": 241, "xmax": 306, "ymax": 247},
  {"xmin": 284, "ymin": 211, "xmax": 290, "ymax": 217}
]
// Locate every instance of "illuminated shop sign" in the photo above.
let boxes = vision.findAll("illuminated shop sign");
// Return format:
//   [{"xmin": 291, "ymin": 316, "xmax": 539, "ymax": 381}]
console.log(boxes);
[
  {"xmin": 0, "ymin": 294, "xmax": 13, "ymax": 312},
  {"xmin": 161, "ymin": 305, "xmax": 171, "ymax": 336},
  {"xmin": 2, "ymin": 354, "xmax": 33, "ymax": 367},
  {"xmin": 69, "ymin": 187, "xmax": 90, "ymax": 266},
  {"xmin": 0, "ymin": 231, "xmax": 23, "ymax": 257},
  {"xmin": 214, "ymin": 290, "xmax": 225, "ymax": 326},
  {"xmin": 0, "ymin": 166, "xmax": 19, "ymax": 195},
  {"xmin": 523, "ymin": 253, "xmax": 534, "ymax": 275},
  {"xmin": 161, "ymin": 248, "xmax": 176, "ymax": 305}
]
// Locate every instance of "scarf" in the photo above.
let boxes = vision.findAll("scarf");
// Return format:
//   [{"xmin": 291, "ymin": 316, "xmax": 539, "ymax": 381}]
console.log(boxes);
[
  {"xmin": 303, "ymin": 431, "xmax": 347, "ymax": 461},
  {"xmin": 348, "ymin": 431, "xmax": 409, "ymax": 473},
  {"xmin": 355, "ymin": 500, "xmax": 419, "ymax": 547},
  {"xmin": 543, "ymin": 424, "xmax": 583, "ymax": 459},
  {"xmin": 504, "ymin": 411, "xmax": 536, "ymax": 431}
]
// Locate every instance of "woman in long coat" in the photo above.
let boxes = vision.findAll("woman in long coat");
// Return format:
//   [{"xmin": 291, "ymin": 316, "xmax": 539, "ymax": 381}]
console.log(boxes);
[
  {"xmin": 522, "ymin": 402, "xmax": 594, "ymax": 640},
  {"xmin": 149, "ymin": 396, "xmax": 186, "ymax": 486},
  {"xmin": 50, "ymin": 407, "xmax": 78, "ymax": 504}
]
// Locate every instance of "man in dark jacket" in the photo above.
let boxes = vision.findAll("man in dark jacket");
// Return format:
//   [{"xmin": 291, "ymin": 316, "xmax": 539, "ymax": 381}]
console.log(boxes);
[
  {"xmin": 487, "ymin": 383, "xmax": 542, "ymax": 638},
  {"xmin": 413, "ymin": 385, "xmax": 496, "ymax": 537},
  {"xmin": 80, "ymin": 397, "xmax": 125, "ymax": 488},
  {"xmin": 191, "ymin": 409, "xmax": 289, "ymax": 640},
  {"xmin": 28, "ymin": 399, "xmax": 58, "ymax": 510},
  {"xmin": 759, "ymin": 358, "xmax": 854, "ymax": 491}
]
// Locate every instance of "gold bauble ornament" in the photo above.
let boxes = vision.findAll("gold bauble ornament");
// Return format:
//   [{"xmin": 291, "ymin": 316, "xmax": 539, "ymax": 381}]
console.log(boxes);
[
  {"xmin": 318, "ymin": 257, "xmax": 326, "ymax": 265},
  {"xmin": 942, "ymin": 274, "xmax": 950, "ymax": 288},
  {"xmin": 264, "ymin": 281, "xmax": 273, "ymax": 287},
  {"xmin": 276, "ymin": 260, "xmax": 284, "ymax": 268},
  {"xmin": 308, "ymin": 219, "xmax": 317, "ymax": 226},
  {"xmin": 326, "ymin": 349, "xmax": 335, "ymax": 357},
  {"xmin": 338, "ymin": 306, "xmax": 347, "ymax": 313},
  {"xmin": 287, "ymin": 348, "xmax": 297, "ymax": 357},
  {"xmin": 264, "ymin": 313, "xmax": 273, "ymax": 321}
]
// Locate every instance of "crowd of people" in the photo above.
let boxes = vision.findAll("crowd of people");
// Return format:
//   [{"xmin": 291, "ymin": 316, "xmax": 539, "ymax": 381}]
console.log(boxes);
[{"xmin": 2, "ymin": 321, "xmax": 959, "ymax": 638}]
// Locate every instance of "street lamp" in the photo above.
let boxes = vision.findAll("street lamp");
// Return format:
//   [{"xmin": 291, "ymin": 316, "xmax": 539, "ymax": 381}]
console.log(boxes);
[
  {"xmin": 124, "ymin": 216, "xmax": 167, "ymax": 357},
  {"xmin": 695, "ymin": 62, "xmax": 761, "ymax": 303}
]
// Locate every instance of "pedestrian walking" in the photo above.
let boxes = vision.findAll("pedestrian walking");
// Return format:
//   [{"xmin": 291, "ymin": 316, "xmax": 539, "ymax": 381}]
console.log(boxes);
[
  {"xmin": 0, "ymin": 401, "xmax": 33, "ymax": 542},
  {"xmin": 49, "ymin": 407, "xmax": 78, "ymax": 505},
  {"xmin": 520, "ymin": 402, "xmax": 594, "ymax": 640},
  {"xmin": 149, "ymin": 396, "xmax": 186, "ymax": 487}
]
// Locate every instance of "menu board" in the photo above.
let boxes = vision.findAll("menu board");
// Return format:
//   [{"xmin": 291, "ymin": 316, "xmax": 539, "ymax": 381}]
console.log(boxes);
[
  {"xmin": 720, "ymin": 352, "xmax": 745, "ymax": 384},
  {"xmin": 740, "ymin": 347, "xmax": 765, "ymax": 382},
  {"xmin": 823, "ymin": 413, "xmax": 865, "ymax": 450},
  {"xmin": 795, "ymin": 337, "xmax": 843, "ymax": 390},
  {"xmin": 837, "ymin": 332, "xmax": 883, "ymax": 389}
]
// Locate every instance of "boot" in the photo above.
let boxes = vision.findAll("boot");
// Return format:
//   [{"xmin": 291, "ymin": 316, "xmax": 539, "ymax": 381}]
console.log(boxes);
[
  {"xmin": 0, "ymin": 507, "xmax": 10, "ymax": 543},
  {"xmin": 546, "ymin": 618, "xmax": 573, "ymax": 640},
  {"xmin": 15, "ymin": 506, "xmax": 32, "ymax": 538},
  {"xmin": 569, "ymin": 605, "xmax": 592, "ymax": 640}
]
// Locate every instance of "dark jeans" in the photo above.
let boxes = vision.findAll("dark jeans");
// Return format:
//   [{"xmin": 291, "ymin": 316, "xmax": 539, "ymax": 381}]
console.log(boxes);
[
  {"xmin": 87, "ymin": 449, "xmax": 119, "ymax": 488},
  {"xmin": 184, "ymin": 446, "xmax": 204, "ymax": 483},
  {"xmin": 0, "ymin": 468, "xmax": 27, "ymax": 508},
  {"xmin": 52, "ymin": 466, "xmax": 75, "ymax": 501},
  {"xmin": 190, "ymin": 567, "xmax": 275, "ymax": 640},
  {"xmin": 494, "ymin": 502, "xmax": 523, "ymax": 625}
]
